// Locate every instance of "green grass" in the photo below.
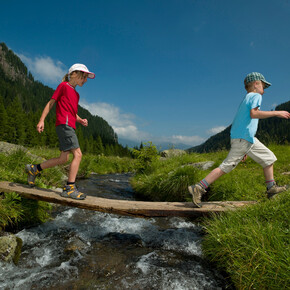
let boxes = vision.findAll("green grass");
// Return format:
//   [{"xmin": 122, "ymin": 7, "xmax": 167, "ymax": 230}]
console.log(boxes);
[
  {"xmin": 130, "ymin": 144, "xmax": 290, "ymax": 289},
  {"xmin": 131, "ymin": 152, "xmax": 211, "ymax": 200},
  {"xmin": 131, "ymin": 145, "xmax": 290, "ymax": 202},
  {"xmin": 202, "ymin": 191, "xmax": 290, "ymax": 289},
  {"xmin": 0, "ymin": 149, "xmax": 59, "ymax": 230},
  {"xmin": 28, "ymin": 146, "xmax": 137, "ymax": 177},
  {"xmin": 1, "ymin": 144, "xmax": 289, "ymax": 289},
  {"xmin": 0, "ymin": 146, "xmax": 136, "ymax": 230},
  {"xmin": 79, "ymin": 154, "xmax": 136, "ymax": 176}
]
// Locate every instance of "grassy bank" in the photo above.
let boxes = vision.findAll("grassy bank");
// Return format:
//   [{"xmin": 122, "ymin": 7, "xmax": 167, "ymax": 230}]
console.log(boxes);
[
  {"xmin": 131, "ymin": 144, "xmax": 290, "ymax": 202},
  {"xmin": 0, "ymin": 149, "xmax": 57, "ymax": 230},
  {"xmin": 202, "ymin": 192, "xmax": 290, "ymax": 289},
  {"xmin": 0, "ymin": 146, "xmax": 136, "ymax": 230},
  {"xmin": 30, "ymin": 147, "xmax": 136, "ymax": 176},
  {"xmin": 1, "ymin": 144, "xmax": 289, "ymax": 289},
  {"xmin": 131, "ymin": 144, "xmax": 290, "ymax": 289}
]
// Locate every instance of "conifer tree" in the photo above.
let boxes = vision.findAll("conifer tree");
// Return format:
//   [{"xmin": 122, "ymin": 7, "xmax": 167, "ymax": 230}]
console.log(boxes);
[
  {"xmin": 6, "ymin": 97, "xmax": 26, "ymax": 144},
  {"xmin": 95, "ymin": 135, "xmax": 104, "ymax": 155},
  {"xmin": 0, "ymin": 95, "xmax": 8, "ymax": 141}
]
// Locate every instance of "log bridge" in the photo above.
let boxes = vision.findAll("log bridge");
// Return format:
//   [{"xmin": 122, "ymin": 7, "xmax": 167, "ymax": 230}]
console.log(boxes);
[{"xmin": 0, "ymin": 181, "xmax": 256, "ymax": 218}]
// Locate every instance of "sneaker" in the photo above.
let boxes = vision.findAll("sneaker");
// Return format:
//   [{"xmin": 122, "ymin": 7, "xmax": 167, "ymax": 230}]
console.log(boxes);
[
  {"xmin": 60, "ymin": 184, "xmax": 86, "ymax": 200},
  {"xmin": 267, "ymin": 183, "xmax": 287, "ymax": 199},
  {"xmin": 188, "ymin": 184, "xmax": 206, "ymax": 208},
  {"xmin": 25, "ymin": 164, "xmax": 40, "ymax": 187}
]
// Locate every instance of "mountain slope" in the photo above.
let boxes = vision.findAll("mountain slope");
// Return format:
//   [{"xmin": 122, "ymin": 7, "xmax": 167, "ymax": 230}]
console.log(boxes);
[{"xmin": 0, "ymin": 42, "xmax": 128, "ymax": 155}]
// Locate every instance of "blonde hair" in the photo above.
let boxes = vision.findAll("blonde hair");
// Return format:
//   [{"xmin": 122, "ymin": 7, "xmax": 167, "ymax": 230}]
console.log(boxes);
[
  {"xmin": 244, "ymin": 80, "xmax": 258, "ymax": 92},
  {"xmin": 244, "ymin": 80, "xmax": 264, "ymax": 92},
  {"xmin": 62, "ymin": 73, "xmax": 70, "ymax": 82},
  {"xmin": 62, "ymin": 71, "xmax": 86, "ymax": 82}
]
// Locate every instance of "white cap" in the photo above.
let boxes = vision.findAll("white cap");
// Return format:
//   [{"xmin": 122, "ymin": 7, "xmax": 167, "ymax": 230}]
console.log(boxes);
[{"xmin": 68, "ymin": 63, "xmax": 95, "ymax": 79}]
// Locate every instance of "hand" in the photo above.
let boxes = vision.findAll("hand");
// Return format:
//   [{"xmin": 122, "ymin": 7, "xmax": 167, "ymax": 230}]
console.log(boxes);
[
  {"xmin": 242, "ymin": 155, "xmax": 247, "ymax": 162},
  {"xmin": 81, "ymin": 118, "xmax": 88, "ymax": 127},
  {"xmin": 277, "ymin": 111, "xmax": 290, "ymax": 119},
  {"xmin": 37, "ymin": 121, "xmax": 44, "ymax": 133}
]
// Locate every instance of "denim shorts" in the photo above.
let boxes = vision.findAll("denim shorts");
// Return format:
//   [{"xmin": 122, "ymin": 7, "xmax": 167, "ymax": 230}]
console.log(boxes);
[
  {"xmin": 219, "ymin": 138, "xmax": 277, "ymax": 173},
  {"xmin": 55, "ymin": 124, "xmax": 80, "ymax": 152}
]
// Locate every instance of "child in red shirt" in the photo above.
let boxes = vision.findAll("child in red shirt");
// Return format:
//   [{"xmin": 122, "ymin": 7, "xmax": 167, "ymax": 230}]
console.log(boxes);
[{"xmin": 25, "ymin": 64, "xmax": 95, "ymax": 200}]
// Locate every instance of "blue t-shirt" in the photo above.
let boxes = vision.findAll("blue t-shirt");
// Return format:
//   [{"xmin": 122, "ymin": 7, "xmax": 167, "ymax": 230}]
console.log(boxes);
[{"xmin": 230, "ymin": 93, "xmax": 262, "ymax": 143}]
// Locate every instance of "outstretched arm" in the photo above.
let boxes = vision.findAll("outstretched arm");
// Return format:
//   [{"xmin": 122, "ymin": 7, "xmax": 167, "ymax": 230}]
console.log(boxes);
[
  {"xmin": 37, "ymin": 99, "xmax": 56, "ymax": 133},
  {"xmin": 250, "ymin": 107, "xmax": 290, "ymax": 119}
]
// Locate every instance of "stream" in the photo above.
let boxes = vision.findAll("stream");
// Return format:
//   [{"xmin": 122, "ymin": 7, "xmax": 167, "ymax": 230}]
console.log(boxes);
[{"xmin": 0, "ymin": 173, "xmax": 231, "ymax": 289}]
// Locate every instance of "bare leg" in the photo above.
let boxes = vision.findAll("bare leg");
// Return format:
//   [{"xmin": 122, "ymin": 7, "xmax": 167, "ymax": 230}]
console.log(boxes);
[
  {"xmin": 67, "ymin": 148, "xmax": 82, "ymax": 183},
  {"xmin": 40, "ymin": 151, "xmax": 70, "ymax": 169},
  {"xmin": 263, "ymin": 164, "xmax": 274, "ymax": 181},
  {"xmin": 203, "ymin": 167, "xmax": 226, "ymax": 185}
]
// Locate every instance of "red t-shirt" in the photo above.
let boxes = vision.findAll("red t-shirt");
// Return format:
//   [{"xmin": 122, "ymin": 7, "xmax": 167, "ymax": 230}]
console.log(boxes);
[{"xmin": 51, "ymin": 82, "xmax": 80, "ymax": 129}]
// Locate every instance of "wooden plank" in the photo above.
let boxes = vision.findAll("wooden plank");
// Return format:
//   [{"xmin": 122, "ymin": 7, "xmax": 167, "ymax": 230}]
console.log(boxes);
[{"xmin": 0, "ymin": 181, "xmax": 256, "ymax": 218}]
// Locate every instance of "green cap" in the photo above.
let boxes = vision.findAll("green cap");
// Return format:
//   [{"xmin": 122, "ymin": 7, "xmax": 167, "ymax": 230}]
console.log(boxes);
[{"xmin": 244, "ymin": 72, "xmax": 271, "ymax": 88}]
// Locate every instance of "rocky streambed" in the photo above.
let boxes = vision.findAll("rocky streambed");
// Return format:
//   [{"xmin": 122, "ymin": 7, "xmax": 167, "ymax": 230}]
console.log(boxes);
[{"xmin": 0, "ymin": 173, "xmax": 232, "ymax": 289}]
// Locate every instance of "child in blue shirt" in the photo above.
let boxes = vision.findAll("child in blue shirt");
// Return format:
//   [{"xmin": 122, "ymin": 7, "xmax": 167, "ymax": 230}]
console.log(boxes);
[{"xmin": 188, "ymin": 72, "xmax": 290, "ymax": 207}]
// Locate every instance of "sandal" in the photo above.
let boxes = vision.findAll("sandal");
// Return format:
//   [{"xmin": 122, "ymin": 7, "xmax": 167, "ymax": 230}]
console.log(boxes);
[
  {"xmin": 61, "ymin": 184, "xmax": 86, "ymax": 200},
  {"xmin": 25, "ymin": 164, "xmax": 41, "ymax": 187}
]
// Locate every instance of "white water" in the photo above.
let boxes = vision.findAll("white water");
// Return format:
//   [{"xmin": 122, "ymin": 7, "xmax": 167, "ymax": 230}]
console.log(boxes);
[{"xmin": 0, "ymin": 174, "xmax": 229, "ymax": 289}]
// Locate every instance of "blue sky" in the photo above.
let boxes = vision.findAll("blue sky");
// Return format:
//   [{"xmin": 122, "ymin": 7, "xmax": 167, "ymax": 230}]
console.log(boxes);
[{"xmin": 1, "ymin": 0, "xmax": 290, "ymax": 148}]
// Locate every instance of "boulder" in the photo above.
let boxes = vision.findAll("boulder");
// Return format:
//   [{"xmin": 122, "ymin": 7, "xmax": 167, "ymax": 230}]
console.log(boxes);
[
  {"xmin": 161, "ymin": 149, "xmax": 187, "ymax": 158},
  {"xmin": 65, "ymin": 236, "xmax": 88, "ymax": 252},
  {"xmin": 184, "ymin": 161, "xmax": 215, "ymax": 170},
  {"xmin": 0, "ymin": 141, "xmax": 45, "ymax": 162},
  {"xmin": 0, "ymin": 232, "xmax": 22, "ymax": 264}
]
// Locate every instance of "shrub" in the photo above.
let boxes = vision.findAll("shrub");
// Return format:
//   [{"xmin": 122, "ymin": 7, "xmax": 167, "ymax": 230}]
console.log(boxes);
[{"xmin": 132, "ymin": 142, "xmax": 159, "ymax": 173}]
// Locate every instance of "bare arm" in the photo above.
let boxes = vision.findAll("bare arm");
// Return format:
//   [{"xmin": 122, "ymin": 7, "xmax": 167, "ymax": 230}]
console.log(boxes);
[
  {"xmin": 37, "ymin": 99, "xmax": 56, "ymax": 133},
  {"xmin": 250, "ymin": 107, "xmax": 290, "ymax": 119},
  {"xmin": 76, "ymin": 114, "xmax": 88, "ymax": 127}
]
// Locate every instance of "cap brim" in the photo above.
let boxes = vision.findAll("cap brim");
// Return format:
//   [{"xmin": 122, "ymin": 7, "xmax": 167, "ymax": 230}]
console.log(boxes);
[
  {"xmin": 80, "ymin": 70, "xmax": 95, "ymax": 79},
  {"xmin": 263, "ymin": 81, "xmax": 271, "ymax": 89},
  {"xmin": 87, "ymin": 73, "xmax": 95, "ymax": 79}
]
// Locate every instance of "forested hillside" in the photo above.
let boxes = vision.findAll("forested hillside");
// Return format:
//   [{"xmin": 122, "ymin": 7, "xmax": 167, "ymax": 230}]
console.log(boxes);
[
  {"xmin": 0, "ymin": 42, "xmax": 130, "ymax": 156},
  {"xmin": 188, "ymin": 100, "xmax": 290, "ymax": 153}
]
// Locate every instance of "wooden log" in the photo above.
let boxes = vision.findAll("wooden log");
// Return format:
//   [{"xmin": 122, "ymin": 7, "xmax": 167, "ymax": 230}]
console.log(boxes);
[{"xmin": 0, "ymin": 181, "xmax": 256, "ymax": 218}]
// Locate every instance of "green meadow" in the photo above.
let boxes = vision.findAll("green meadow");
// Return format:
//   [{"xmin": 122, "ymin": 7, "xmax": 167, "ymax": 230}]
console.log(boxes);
[
  {"xmin": 131, "ymin": 144, "xmax": 289, "ymax": 203},
  {"xmin": 0, "ymin": 144, "xmax": 289, "ymax": 289},
  {"xmin": 0, "ymin": 147, "xmax": 136, "ymax": 229}
]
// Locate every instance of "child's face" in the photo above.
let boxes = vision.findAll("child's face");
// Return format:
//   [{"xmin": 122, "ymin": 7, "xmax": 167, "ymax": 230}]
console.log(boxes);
[
  {"xmin": 76, "ymin": 73, "xmax": 88, "ymax": 87},
  {"xmin": 72, "ymin": 72, "xmax": 88, "ymax": 87},
  {"xmin": 254, "ymin": 81, "xmax": 265, "ymax": 95}
]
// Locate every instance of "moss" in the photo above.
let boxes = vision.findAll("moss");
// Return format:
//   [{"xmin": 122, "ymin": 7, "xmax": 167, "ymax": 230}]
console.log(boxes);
[{"xmin": 12, "ymin": 236, "xmax": 23, "ymax": 265}]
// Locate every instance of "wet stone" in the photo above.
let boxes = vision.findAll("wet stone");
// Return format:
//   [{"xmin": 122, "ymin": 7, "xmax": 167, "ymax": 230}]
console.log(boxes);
[
  {"xmin": 0, "ymin": 232, "xmax": 22, "ymax": 264},
  {"xmin": 65, "ymin": 236, "xmax": 89, "ymax": 252}
]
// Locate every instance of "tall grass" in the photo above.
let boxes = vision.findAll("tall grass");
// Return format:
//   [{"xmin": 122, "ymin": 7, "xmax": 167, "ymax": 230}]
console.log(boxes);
[
  {"xmin": 202, "ymin": 192, "xmax": 290, "ymax": 289},
  {"xmin": 130, "ymin": 144, "xmax": 290, "ymax": 289},
  {"xmin": 0, "ymin": 149, "xmax": 55, "ymax": 230},
  {"xmin": 131, "ymin": 145, "xmax": 290, "ymax": 202},
  {"xmin": 28, "ymin": 147, "xmax": 137, "ymax": 176},
  {"xmin": 0, "ymin": 146, "xmax": 136, "ymax": 229},
  {"xmin": 131, "ymin": 153, "xmax": 206, "ymax": 200},
  {"xmin": 79, "ymin": 154, "xmax": 136, "ymax": 176}
]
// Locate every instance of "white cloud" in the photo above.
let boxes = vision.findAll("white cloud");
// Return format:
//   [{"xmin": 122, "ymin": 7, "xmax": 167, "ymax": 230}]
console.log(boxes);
[
  {"xmin": 166, "ymin": 135, "xmax": 204, "ymax": 146},
  {"xmin": 17, "ymin": 53, "xmax": 67, "ymax": 84},
  {"xmin": 79, "ymin": 100, "xmax": 150, "ymax": 141},
  {"xmin": 80, "ymin": 100, "xmax": 205, "ymax": 147},
  {"xmin": 207, "ymin": 126, "xmax": 226, "ymax": 135}
]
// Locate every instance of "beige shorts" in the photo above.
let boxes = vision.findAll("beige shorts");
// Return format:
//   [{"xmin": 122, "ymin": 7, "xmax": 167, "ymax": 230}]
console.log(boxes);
[{"xmin": 219, "ymin": 138, "xmax": 277, "ymax": 174}]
